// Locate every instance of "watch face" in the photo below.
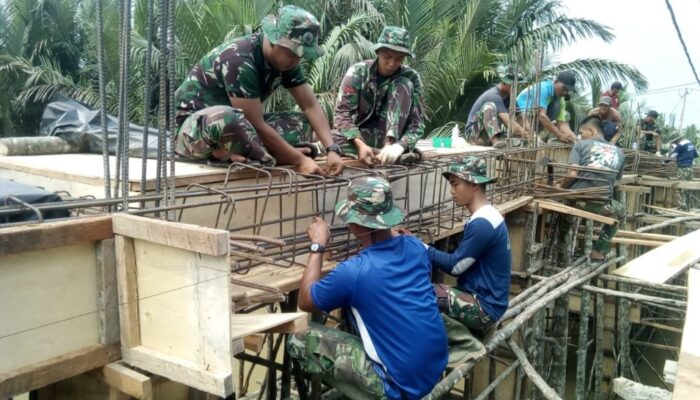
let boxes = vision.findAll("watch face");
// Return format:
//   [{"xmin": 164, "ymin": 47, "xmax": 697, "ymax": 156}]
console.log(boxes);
[{"xmin": 310, "ymin": 243, "xmax": 321, "ymax": 252}]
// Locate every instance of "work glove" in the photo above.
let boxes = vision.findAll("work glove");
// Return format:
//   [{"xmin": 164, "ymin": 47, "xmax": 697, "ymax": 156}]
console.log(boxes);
[
  {"xmin": 378, "ymin": 143, "xmax": 405, "ymax": 164},
  {"xmin": 655, "ymin": 151, "xmax": 662, "ymax": 157}
]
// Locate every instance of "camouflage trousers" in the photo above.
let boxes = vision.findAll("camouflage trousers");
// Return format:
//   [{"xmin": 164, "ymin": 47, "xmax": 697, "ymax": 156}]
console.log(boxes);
[
  {"xmin": 557, "ymin": 199, "xmax": 626, "ymax": 261},
  {"xmin": 677, "ymin": 167, "xmax": 696, "ymax": 210},
  {"xmin": 334, "ymin": 77, "xmax": 417, "ymax": 157},
  {"xmin": 433, "ymin": 284, "xmax": 493, "ymax": 334},
  {"xmin": 466, "ymin": 102, "xmax": 503, "ymax": 145},
  {"xmin": 175, "ymin": 105, "xmax": 312, "ymax": 162},
  {"xmin": 287, "ymin": 323, "xmax": 386, "ymax": 398}
]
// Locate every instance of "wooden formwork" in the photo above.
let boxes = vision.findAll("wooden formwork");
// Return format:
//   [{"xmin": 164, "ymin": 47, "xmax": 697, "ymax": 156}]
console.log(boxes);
[{"xmin": 0, "ymin": 216, "xmax": 120, "ymax": 398}]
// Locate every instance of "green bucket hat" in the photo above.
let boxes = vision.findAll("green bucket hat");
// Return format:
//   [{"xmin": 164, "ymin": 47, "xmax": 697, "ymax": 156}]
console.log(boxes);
[
  {"xmin": 372, "ymin": 26, "xmax": 414, "ymax": 58},
  {"xmin": 335, "ymin": 176, "xmax": 406, "ymax": 229},
  {"xmin": 442, "ymin": 157, "xmax": 497, "ymax": 185},
  {"xmin": 261, "ymin": 5, "xmax": 324, "ymax": 60}
]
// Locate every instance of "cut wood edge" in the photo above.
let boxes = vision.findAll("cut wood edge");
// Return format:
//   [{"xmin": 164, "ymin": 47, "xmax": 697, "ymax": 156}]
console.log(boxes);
[
  {"xmin": 121, "ymin": 346, "xmax": 233, "ymax": 398},
  {"xmin": 0, "ymin": 215, "xmax": 113, "ymax": 256},
  {"xmin": 244, "ymin": 335, "xmax": 265, "ymax": 353},
  {"xmin": 90, "ymin": 361, "xmax": 153, "ymax": 400},
  {"xmin": 112, "ymin": 214, "xmax": 229, "ymax": 256},
  {"xmin": 535, "ymin": 200, "xmax": 618, "ymax": 225},
  {"xmin": 0, "ymin": 344, "xmax": 120, "ymax": 398}
]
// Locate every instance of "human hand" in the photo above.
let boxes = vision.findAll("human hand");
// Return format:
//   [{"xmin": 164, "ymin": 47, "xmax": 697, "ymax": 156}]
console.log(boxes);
[
  {"xmin": 561, "ymin": 132, "xmax": 577, "ymax": 144},
  {"xmin": 307, "ymin": 216, "xmax": 330, "ymax": 245},
  {"xmin": 296, "ymin": 157, "xmax": 326, "ymax": 176},
  {"xmin": 392, "ymin": 226, "xmax": 414, "ymax": 236},
  {"xmin": 356, "ymin": 141, "xmax": 377, "ymax": 167},
  {"xmin": 325, "ymin": 151, "xmax": 344, "ymax": 176},
  {"xmin": 378, "ymin": 143, "xmax": 405, "ymax": 164},
  {"xmin": 655, "ymin": 151, "xmax": 662, "ymax": 157}
]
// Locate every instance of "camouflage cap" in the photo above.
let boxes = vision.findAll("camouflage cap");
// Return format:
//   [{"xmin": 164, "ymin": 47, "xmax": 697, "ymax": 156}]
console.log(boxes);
[
  {"xmin": 497, "ymin": 65, "xmax": 527, "ymax": 84},
  {"xmin": 261, "ymin": 5, "xmax": 324, "ymax": 60},
  {"xmin": 442, "ymin": 157, "xmax": 496, "ymax": 185},
  {"xmin": 335, "ymin": 176, "xmax": 406, "ymax": 229},
  {"xmin": 372, "ymin": 26, "xmax": 414, "ymax": 58}
]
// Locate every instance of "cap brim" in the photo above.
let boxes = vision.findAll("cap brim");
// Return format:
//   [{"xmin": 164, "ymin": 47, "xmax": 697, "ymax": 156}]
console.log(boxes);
[
  {"xmin": 302, "ymin": 43, "xmax": 324, "ymax": 60},
  {"xmin": 372, "ymin": 43, "xmax": 414, "ymax": 58},
  {"xmin": 442, "ymin": 171, "xmax": 497, "ymax": 185},
  {"xmin": 565, "ymin": 84, "xmax": 578, "ymax": 93},
  {"xmin": 262, "ymin": 16, "xmax": 324, "ymax": 61},
  {"xmin": 335, "ymin": 199, "xmax": 406, "ymax": 229}
]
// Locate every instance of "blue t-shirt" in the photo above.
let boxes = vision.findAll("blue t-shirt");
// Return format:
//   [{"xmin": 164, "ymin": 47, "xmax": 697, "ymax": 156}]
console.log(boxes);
[
  {"xmin": 671, "ymin": 139, "xmax": 699, "ymax": 168},
  {"xmin": 311, "ymin": 235, "xmax": 448, "ymax": 399},
  {"xmin": 427, "ymin": 205, "xmax": 512, "ymax": 320},
  {"xmin": 516, "ymin": 80, "xmax": 555, "ymax": 111}
]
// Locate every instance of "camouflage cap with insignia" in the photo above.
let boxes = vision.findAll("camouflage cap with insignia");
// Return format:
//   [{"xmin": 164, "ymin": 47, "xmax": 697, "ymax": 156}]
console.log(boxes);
[
  {"xmin": 335, "ymin": 177, "xmax": 406, "ymax": 229},
  {"xmin": 442, "ymin": 157, "xmax": 497, "ymax": 185},
  {"xmin": 262, "ymin": 5, "xmax": 324, "ymax": 60},
  {"xmin": 497, "ymin": 65, "xmax": 527, "ymax": 84},
  {"xmin": 372, "ymin": 26, "xmax": 414, "ymax": 58}
]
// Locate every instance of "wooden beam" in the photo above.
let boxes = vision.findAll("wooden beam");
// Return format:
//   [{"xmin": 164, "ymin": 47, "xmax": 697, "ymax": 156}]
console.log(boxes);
[
  {"xmin": 91, "ymin": 362, "xmax": 154, "ymax": 400},
  {"xmin": 0, "ymin": 344, "xmax": 120, "ymax": 398},
  {"xmin": 244, "ymin": 335, "xmax": 265, "ymax": 353},
  {"xmin": 612, "ymin": 230, "xmax": 700, "ymax": 284},
  {"xmin": 0, "ymin": 215, "xmax": 112, "ymax": 256},
  {"xmin": 496, "ymin": 196, "xmax": 533, "ymax": 215},
  {"xmin": 638, "ymin": 178, "xmax": 700, "ymax": 190},
  {"xmin": 535, "ymin": 200, "xmax": 618, "ymax": 225},
  {"xmin": 112, "ymin": 214, "xmax": 229, "ymax": 256},
  {"xmin": 673, "ymin": 268, "xmax": 700, "ymax": 400},
  {"xmin": 115, "ymin": 235, "xmax": 140, "ymax": 348},
  {"xmin": 577, "ymin": 234, "xmax": 667, "ymax": 248},
  {"xmin": 122, "ymin": 346, "xmax": 233, "ymax": 398},
  {"xmin": 616, "ymin": 230, "xmax": 677, "ymax": 242},
  {"xmin": 97, "ymin": 239, "xmax": 119, "ymax": 345},
  {"xmin": 618, "ymin": 185, "xmax": 651, "ymax": 194}
]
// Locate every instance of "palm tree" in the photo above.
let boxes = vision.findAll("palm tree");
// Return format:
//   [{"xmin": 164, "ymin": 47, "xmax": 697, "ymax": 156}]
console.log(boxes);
[{"xmin": 0, "ymin": 0, "xmax": 651, "ymax": 141}]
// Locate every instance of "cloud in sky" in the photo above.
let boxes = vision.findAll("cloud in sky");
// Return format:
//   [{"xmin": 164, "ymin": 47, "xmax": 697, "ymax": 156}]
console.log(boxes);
[{"xmin": 557, "ymin": 0, "xmax": 700, "ymax": 128}]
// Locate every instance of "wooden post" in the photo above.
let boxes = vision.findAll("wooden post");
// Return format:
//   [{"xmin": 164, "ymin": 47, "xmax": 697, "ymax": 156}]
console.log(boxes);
[
  {"xmin": 575, "ymin": 279, "xmax": 591, "ymax": 400},
  {"xmin": 618, "ymin": 282, "xmax": 631, "ymax": 379}
]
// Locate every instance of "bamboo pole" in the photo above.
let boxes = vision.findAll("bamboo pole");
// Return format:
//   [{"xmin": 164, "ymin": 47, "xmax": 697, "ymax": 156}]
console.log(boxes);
[
  {"xmin": 637, "ymin": 215, "xmax": 700, "ymax": 232},
  {"xmin": 579, "ymin": 285, "xmax": 687, "ymax": 308},
  {"xmin": 550, "ymin": 294, "xmax": 569, "ymax": 396},
  {"xmin": 509, "ymin": 340, "xmax": 562, "ymax": 400},
  {"xmin": 598, "ymin": 274, "xmax": 687, "ymax": 295},
  {"xmin": 575, "ymin": 278, "xmax": 591, "ymax": 400},
  {"xmin": 593, "ymin": 278, "xmax": 605, "ymax": 400},
  {"xmin": 473, "ymin": 361, "xmax": 520, "ymax": 400},
  {"xmin": 618, "ymin": 283, "xmax": 631, "ymax": 379}
]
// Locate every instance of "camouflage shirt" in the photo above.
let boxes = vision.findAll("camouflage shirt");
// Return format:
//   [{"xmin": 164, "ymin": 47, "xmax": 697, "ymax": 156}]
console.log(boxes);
[
  {"xmin": 334, "ymin": 59, "xmax": 425, "ymax": 149},
  {"xmin": 175, "ymin": 33, "xmax": 306, "ymax": 126}
]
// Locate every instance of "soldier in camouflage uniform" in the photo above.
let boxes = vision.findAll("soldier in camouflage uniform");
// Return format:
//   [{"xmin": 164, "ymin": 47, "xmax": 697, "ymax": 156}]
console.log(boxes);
[
  {"xmin": 425, "ymin": 158, "xmax": 512, "ymax": 337},
  {"xmin": 333, "ymin": 27, "xmax": 425, "ymax": 165},
  {"xmin": 465, "ymin": 66, "xmax": 529, "ymax": 148},
  {"xmin": 557, "ymin": 116, "xmax": 626, "ymax": 264},
  {"xmin": 174, "ymin": 5, "xmax": 344, "ymax": 176},
  {"xmin": 290, "ymin": 177, "xmax": 448, "ymax": 399}
]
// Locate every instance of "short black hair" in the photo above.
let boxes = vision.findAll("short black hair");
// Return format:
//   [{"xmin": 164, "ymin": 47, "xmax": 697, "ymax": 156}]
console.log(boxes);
[
  {"xmin": 611, "ymin": 82, "xmax": 623, "ymax": 90},
  {"xmin": 579, "ymin": 116, "xmax": 604, "ymax": 136}
]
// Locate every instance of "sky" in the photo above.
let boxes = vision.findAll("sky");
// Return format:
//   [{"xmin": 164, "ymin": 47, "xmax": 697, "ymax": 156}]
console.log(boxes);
[{"xmin": 557, "ymin": 0, "xmax": 700, "ymax": 129}]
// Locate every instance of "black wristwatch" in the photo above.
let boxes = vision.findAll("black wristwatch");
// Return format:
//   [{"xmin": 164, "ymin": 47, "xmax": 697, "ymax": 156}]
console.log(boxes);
[
  {"xmin": 325, "ymin": 143, "xmax": 341, "ymax": 155},
  {"xmin": 309, "ymin": 242, "xmax": 326, "ymax": 254}
]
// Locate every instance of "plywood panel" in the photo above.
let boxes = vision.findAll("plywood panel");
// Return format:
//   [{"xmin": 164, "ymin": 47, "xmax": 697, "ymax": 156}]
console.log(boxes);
[
  {"xmin": 0, "ymin": 243, "xmax": 100, "ymax": 372},
  {"xmin": 673, "ymin": 268, "xmax": 700, "ymax": 399}
]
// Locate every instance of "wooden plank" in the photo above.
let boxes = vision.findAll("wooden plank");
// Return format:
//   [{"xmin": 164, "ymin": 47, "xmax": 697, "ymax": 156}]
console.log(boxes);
[
  {"xmin": 0, "ymin": 215, "xmax": 112, "ymax": 256},
  {"xmin": 244, "ymin": 335, "xmax": 265, "ymax": 353},
  {"xmin": 613, "ymin": 377, "xmax": 671, "ymax": 400},
  {"xmin": 133, "ymin": 239, "xmax": 232, "ymax": 376},
  {"xmin": 618, "ymin": 185, "xmax": 651, "ymax": 194},
  {"xmin": 112, "ymin": 214, "xmax": 229, "ymax": 256},
  {"xmin": 673, "ymin": 268, "xmax": 700, "ymax": 399},
  {"xmin": 115, "ymin": 236, "xmax": 140, "ymax": 348},
  {"xmin": 638, "ymin": 178, "xmax": 700, "ymax": 190},
  {"xmin": 577, "ymin": 235, "xmax": 667, "ymax": 248},
  {"xmin": 496, "ymin": 196, "xmax": 533, "ymax": 215},
  {"xmin": 122, "ymin": 346, "xmax": 233, "ymax": 398},
  {"xmin": 0, "ymin": 243, "xmax": 100, "ymax": 372},
  {"xmin": 97, "ymin": 239, "xmax": 120, "ymax": 345},
  {"xmin": 0, "ymin": 344, "xmax": 120, "ymax": 398},
  {"xmin": 535, "ymin": 200, "xmax": 618, "ymax": 225},
  {"xmin": 616, "ymin": 230, "xmax": 677, "ymax": 242},
  {"xmin": 230, "ymin": 313, "xmax": 307, "ymax": 340},
  {"xmin": 91, "ymin": 362, "xmax": 153, "ymax": 400},
  {"xmin": 612, "ymin": 230, "xmax": 700, "ymax": 284}
]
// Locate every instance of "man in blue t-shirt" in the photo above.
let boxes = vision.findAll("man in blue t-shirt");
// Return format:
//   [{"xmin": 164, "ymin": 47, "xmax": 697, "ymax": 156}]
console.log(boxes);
[
  {"xmin": 669, "ymin": 133, "xmax": 699, "ymax": 209},
  {"xmin": 288, "ymin": 176, "xmax": 448, "ymax": 399},
  {"xmin": 426, "ymin": 157, "xmax": 512, "ymax": 335},
  {"xmin": 515, "ymin": 71, "xmax": 578, "ymax": 144}
]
